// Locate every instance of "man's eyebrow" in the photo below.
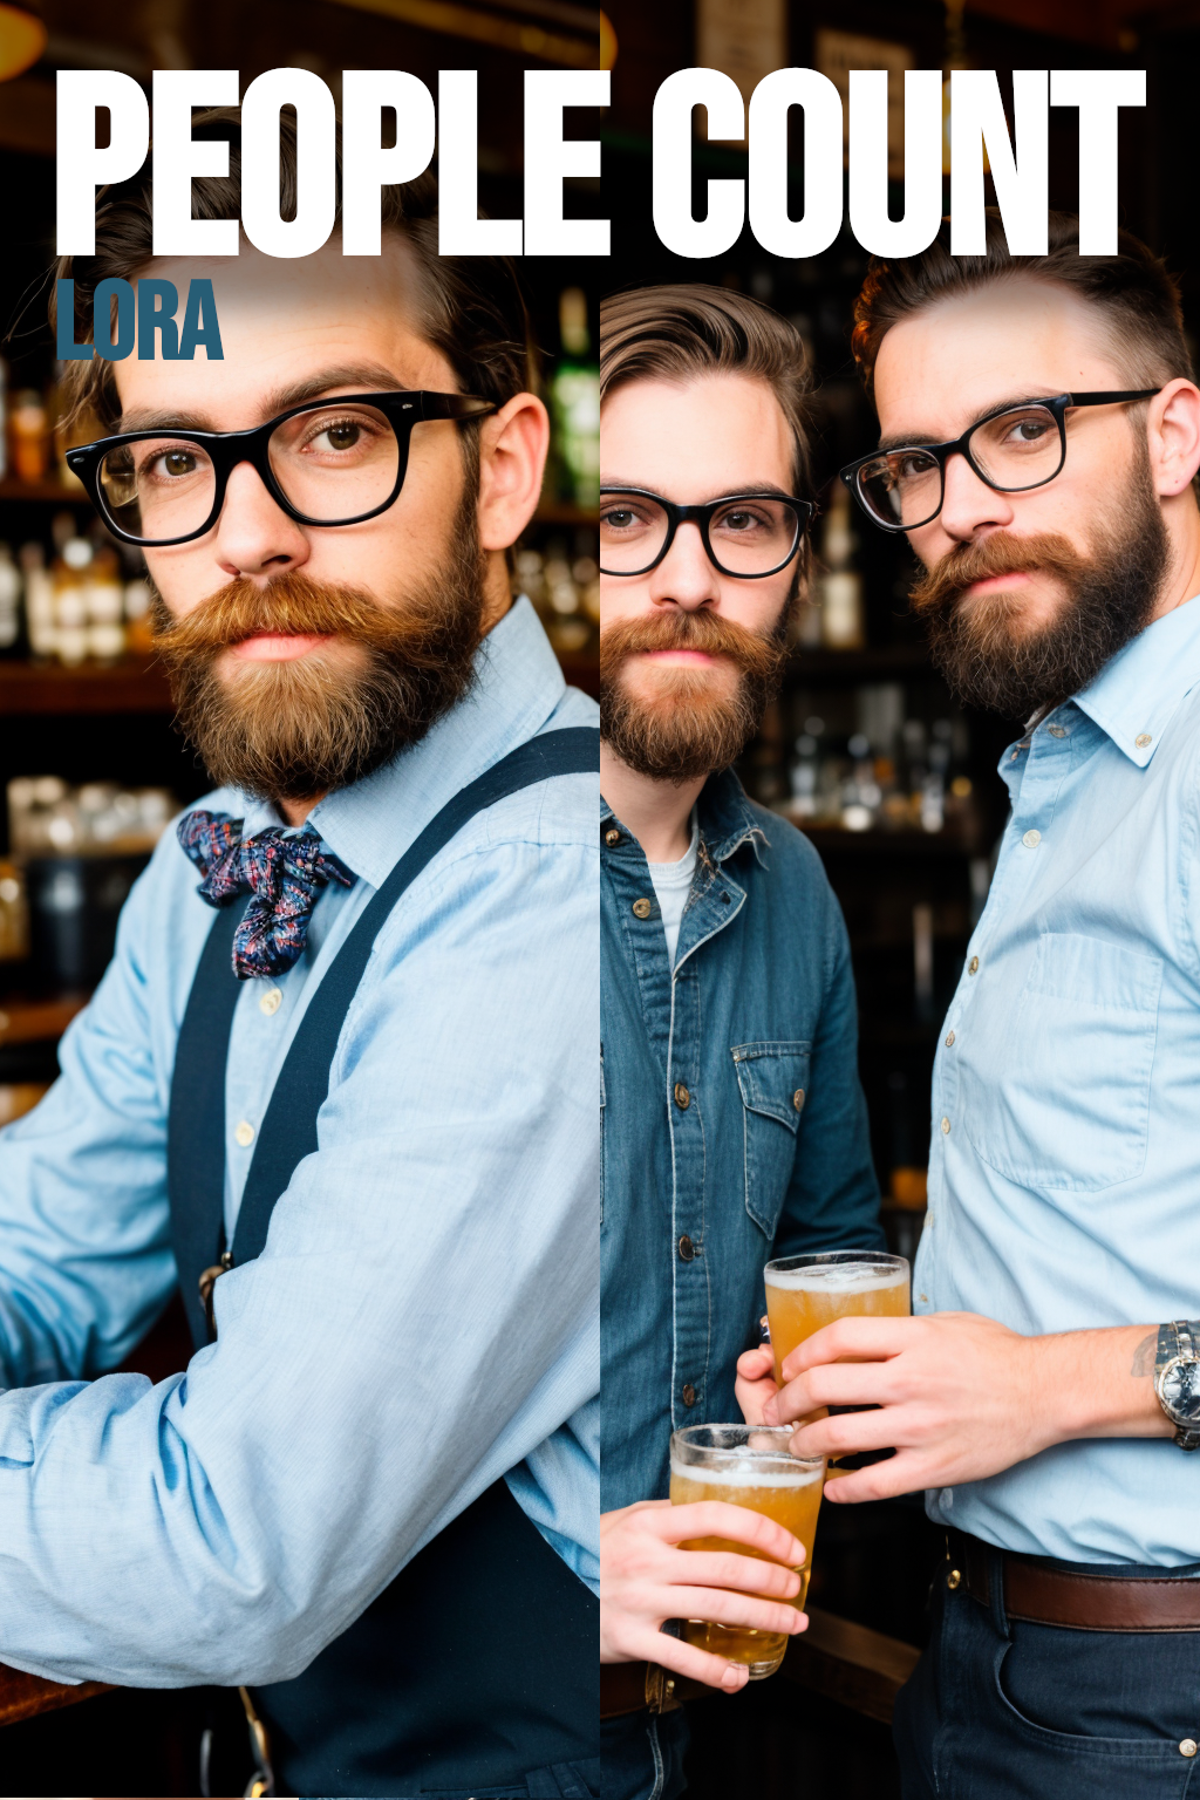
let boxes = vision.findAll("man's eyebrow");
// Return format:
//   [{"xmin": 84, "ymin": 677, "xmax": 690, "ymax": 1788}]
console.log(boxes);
[
  {"xmin": 600, "ymin": 481, "xmax": 796, "ymax": 500},
  {"xmin": 118, "ymin": 364, "xmax": 414, "ymax": 434},
  {"xmin": 876, "ymin": 395, "xmax": 1059, "ymax": 456}
]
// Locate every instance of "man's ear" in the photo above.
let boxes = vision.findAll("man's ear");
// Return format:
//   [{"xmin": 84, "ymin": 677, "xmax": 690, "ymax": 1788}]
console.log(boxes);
[
  {"xmin": 476, "ymin": 392, "xmax": 551, "ymax": 551},
  {"xmin": 1149, "ymin": 379, "xmax": 1200, "ymax": 497}
]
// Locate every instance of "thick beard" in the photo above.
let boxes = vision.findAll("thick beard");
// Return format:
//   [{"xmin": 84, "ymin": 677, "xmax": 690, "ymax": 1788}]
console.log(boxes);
[
  {"xmin": 910, "ymin": 453, "xmax": 1169, "ymax": 722},
  {"xmin": 153, "ymin": 489, "xmax": 485, "ymax": 803},
  {"xmin": 600, "ymin": 605, "xmax": 790, "ymax": 784}
]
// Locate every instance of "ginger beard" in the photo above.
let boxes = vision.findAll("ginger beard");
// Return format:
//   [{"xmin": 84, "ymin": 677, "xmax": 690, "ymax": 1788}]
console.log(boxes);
[
  {"xmin": 600, "ymin": 605, "xmax": 790, "ymax": 783},
  {"xmin": 910, "ymin": 441, "xmax": 1169, "ymax": 721},
  {"xmin": 152, "ymin": 486, "xmax": 486, "ymax": 802}
]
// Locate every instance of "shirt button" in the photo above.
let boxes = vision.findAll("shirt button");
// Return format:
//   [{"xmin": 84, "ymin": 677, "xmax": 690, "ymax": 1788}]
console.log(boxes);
[
  {"xmin": 259, "ymin": 986, "xmax": 283, "ymax": 1016},
  {"xmin": 793, "ymin": 1088, "xmax": 805, "ymax": 1112},
  {"xmin": 682, "ymin": 1383, "xmax": 697, "ymax": 1407},
  {"xmin": 1136, "ymin": 733, "xmax": 1153, "ymax": 749},
  {"xmin": 605, "ymin": 828, "xmax": 621, "ymax": 847},
  {"xmin": 673, "ymin": 1082, "xmax": 691, "ymax": 1110},
  {"xmin": 678, "ymin": 1235, "xmax": 697, "ymax": 1261},
  {"xmin": 1022, "ymin": 829, "xmax": 1041, "ymax": 848},
  {"xmin": 234, "ymin": 1120, "xmax": 255, "ymax": 1147},
  {"xmin": 1180, "ymin": 1740, "xmax": 1197, "ymax": 1758},
  {"xmin": 968, "ymin": 956, "xmax": 980, "ymax": 975},
  {"xmin": 1048, "ymin": 725, "xmax": 1066, "ymax": 738},
  {"xmin": 919, "ymin": 1292, "xmax": 929, "ymax": 1305},
  {"xmin": 941, "ymin": 1117, "xmax": 951, "ymax": 1135},
  {"xmin": 632, "ymin": 897, "xmax": 653, "ymax": 919},
  {"xmin": 945, "ymin": 1030, "xmax": 955, "ymax": 1047}
]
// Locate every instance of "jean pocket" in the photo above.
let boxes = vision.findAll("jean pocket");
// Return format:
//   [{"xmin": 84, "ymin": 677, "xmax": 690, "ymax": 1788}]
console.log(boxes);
[
  {"xmin": 732, "ymin": 1040, "xmax": 811, "ymax": 1235},
  {"xmin": 961, "ymin": 932, "xmax": 1162, "ymax": 1192},
  {"xmin": 991, "ymin": 1633, "xmax": 1195, "ymax": 1782}
]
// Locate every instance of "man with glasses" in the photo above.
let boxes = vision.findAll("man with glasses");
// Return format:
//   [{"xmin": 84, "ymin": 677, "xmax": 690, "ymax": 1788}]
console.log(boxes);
[
  {"xmin": 598, "ymin": 284, "xmax": 881, "ymax": 1800},
  {"xmin": 761, "ymin": 212, "xmax": 1200, "ymax": 1796},
  {"xmin": 0, "ymin": 113, "xmax": 598, "ymax": 1799}
]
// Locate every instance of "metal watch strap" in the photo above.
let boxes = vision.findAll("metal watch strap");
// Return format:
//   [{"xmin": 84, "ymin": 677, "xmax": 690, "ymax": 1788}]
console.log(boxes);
[{"xmin": 1155, "ymin": 1321, "xmax": 1200, "ymax": 1450}]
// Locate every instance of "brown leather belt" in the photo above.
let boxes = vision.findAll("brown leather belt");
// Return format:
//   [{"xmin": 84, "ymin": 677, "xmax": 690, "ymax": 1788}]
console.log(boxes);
[
  {"xmin": 951, "ymin": 1530, "xmax": 1200, "ymax": 1633},
  {"xmin": 601, "ymin": 1660, "xmax": 689, "ymax": 1719}
]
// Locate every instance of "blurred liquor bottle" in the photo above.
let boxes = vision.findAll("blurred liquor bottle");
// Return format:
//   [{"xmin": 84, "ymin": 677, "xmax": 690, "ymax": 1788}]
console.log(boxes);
[{"xmin": 549, "ymin": 287, "xmax": 599, "ymax": 510}]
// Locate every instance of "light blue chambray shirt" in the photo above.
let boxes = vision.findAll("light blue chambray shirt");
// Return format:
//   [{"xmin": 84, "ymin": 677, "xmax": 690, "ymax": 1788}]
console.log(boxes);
[
  {"xmin": 0, "ymin": 595, "xmax": 599, "ymax": 1688},
  {"xmin": 920, "ymin": 597, "xmax": 1200, "ymax": 1566}
]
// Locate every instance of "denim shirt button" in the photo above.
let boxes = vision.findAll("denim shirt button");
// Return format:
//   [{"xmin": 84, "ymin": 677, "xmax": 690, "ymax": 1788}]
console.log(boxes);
[
  {"xmin": 673, "ymin": 1082, "xmax": 691, "ymax": 1110},
  {"xmin": 682, "ymin": 1383, "xmax": 697, "ymax": 1407},
  {"xmin": 605, "ymin": 828, "xmax": 621, "ymax": 846},
  {"xmin": 678, "ymin": 1235, "xmax": 697, "ymax": 1261},
  {"xmin": 632, "ymin": 897, "xmax": 652, "ymax": 919}
]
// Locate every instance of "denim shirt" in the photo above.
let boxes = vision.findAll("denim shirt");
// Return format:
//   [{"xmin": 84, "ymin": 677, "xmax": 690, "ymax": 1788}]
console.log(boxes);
[{"xmin": 601, "ymin": 769, "xmax": 883, "ymax": 1512}]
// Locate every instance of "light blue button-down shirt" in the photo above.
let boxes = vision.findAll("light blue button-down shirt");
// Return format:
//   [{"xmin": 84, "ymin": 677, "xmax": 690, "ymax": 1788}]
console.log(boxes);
[
  {"xmin": 0, "ymin": 595, "xmax": 599, "ymax": 1687},
  {"xmin": 921, "ymin": 597, "xmax": 1200, "ymax": 1566}
]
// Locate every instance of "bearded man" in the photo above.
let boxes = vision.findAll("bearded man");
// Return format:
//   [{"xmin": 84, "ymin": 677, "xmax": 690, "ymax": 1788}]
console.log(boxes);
[
  {"xmin": 597, "ymin": 284, "xmax": 882, "ymax": 1800},
  {"xmin": 755, "ymin": 213, "xmax": 1200, "ymax": 1798},
  {"xmin": 0, "ymin": 116, "xmax": 599, "ymax": 1800}
]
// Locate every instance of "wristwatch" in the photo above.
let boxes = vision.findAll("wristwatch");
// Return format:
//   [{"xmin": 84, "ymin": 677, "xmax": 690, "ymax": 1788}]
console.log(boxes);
[{"xmin": 1154, "ymin": 1321, "xmax": 1200, "ymax": 1449}]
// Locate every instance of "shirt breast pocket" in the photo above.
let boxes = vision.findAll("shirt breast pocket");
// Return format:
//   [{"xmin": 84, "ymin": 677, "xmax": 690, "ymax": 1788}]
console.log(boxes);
[
  {"xmin": 732, "ymin": 1041, "xmax": 811, "ymax": 1235},
  {"xmin": 961, "ymin": 932, "xmax": 1162, "ymax": 1192}
]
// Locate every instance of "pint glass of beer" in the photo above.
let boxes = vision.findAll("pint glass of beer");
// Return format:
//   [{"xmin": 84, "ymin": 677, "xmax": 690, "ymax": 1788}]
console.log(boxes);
[
  {"xmin": 764, "ymin": 1250, "xmax": 910, "ymax": 1385},
  {"xmin": 669, "ymin": 1424, "xmax": 826, "ymax": 1679}
]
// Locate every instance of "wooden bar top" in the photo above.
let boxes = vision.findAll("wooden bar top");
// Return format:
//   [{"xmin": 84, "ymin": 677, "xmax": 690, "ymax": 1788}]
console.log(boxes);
[{"xmin": 0, "ymin": 1661, "xmax": 111, "ymax": 1728}]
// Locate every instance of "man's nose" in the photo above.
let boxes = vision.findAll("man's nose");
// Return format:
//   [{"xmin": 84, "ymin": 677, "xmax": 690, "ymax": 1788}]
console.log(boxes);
[
  {"xmin": 213, "ymin": 461, "xmax": 311, "ymax": 579},
  {"xmin": 648, "ymin": 520, "xmax": 720, "ymax": 611},
  {"xmin": 936, "ymin": 451, "xmax": 1017, "ymax": 542}
]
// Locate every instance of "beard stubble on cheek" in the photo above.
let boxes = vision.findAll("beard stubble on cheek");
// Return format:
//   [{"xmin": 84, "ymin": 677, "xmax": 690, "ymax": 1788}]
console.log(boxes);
[
  {"xmin": 151, "ymin": 488, "xmax": 487, "ymax": 802},
  {"xmin": 599, "ymin": 604, "xmax": 791, "ymax": 784},
  {"xmin": 908, "ymin": 450, "xmax": 1170, "ymax": 721}
]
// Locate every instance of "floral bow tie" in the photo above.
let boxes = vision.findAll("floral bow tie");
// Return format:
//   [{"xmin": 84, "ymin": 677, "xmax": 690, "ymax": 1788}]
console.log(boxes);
[{"xmin": 178, "ymin": 809, "xmax": 356, "ymax": 980}]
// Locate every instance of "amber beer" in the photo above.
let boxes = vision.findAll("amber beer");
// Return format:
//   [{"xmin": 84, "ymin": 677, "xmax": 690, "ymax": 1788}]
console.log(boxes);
[
  {"xmin": 669, "ymin": 1425, "xmax": 826, "ymax": 1679},
  {"xmin": 764, "ymin": 1251, "xmax": 911, "ymax": 1385}
]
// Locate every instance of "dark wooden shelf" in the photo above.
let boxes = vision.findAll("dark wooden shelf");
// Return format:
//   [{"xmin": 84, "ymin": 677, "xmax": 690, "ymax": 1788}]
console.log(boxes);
[
  {"xmin": 0, "ymin": 994, "xmax": 89, "ymax": 1046},
  {"xmin": 0, "ymin": 477, "xmax": 87, "ymax": 504},
  {"xmin": 0, "ymin": 1662, "xmax": 112, "ymax": 1729},
  {"xmin": 796, "ymin": 821, "xmax": 987, "ymax": 858},
  {"xmin": 0, "ymin": 658, "xmax": 173, "ymax": 714},
  {"xmin": 785, "ymin": 643, "xmax": 934, "ymax": 683},
  {"xmin": 533, "ymin": 499, "xmax": 598, "ymax": 528}
]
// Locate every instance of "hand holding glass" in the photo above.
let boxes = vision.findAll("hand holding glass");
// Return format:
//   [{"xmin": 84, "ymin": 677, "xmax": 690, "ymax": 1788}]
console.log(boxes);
[{"xmin": 669, "ymin": 1424, "xmax": 826, "ymax": 1679}]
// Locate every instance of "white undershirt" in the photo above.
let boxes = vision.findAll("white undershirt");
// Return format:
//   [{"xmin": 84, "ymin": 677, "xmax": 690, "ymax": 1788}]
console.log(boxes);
[{"xmin": 646, "ymin": 812, "xmax": 700, "ymax": 967}]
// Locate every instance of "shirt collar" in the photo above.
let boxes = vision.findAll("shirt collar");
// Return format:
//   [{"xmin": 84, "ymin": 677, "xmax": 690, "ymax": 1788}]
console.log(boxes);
[
  {"xmin": 236, "ymin": 596, "xmax": 567, "ymax": 888},
  {"xmin": 1070, "ymin": 596, "xmax": 1200, "ymax": 767},
  {"xmin": 600, "ymin": 766, "xmax": 767, "ymax": 866}
]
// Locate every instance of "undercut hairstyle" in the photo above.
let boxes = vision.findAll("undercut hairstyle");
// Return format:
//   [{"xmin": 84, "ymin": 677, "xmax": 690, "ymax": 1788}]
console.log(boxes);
[
  {"xmin": 851, "ymin": 209, "xmax": 1193, "ymax": 395},
  {"xmin": 50, "ymin": 107, "xmax": 536, "ymax": 434},
  {"xmin": 600, "ymin": 283, "xmax": 815, "ymax": 581}
]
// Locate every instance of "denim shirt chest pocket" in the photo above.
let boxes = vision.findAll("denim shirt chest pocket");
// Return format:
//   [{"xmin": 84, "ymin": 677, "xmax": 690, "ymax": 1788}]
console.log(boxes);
[
  {"xmin": 961, "ymin": 932, "xmax": 1163, "ymax": 1192},
  {"xmin": 732, "ymin": 1041, "xmax": 811, "ymax": 1234}
]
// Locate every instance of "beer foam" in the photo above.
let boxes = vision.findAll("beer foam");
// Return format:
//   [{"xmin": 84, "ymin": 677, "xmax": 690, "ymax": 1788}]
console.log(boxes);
[
  {"xmin": 764, "ymin": 1261, "xmax": 907, "ymax": 1295},
  {"xmin": 670, "ymin": 1457, "xmax": 823, "ymax": 1489}
]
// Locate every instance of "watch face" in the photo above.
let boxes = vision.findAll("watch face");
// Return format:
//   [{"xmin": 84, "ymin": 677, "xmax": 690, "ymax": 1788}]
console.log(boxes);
[{"xmin": 1162, "ymin": 1356, "xmax": 1200, "ymax": 1423}]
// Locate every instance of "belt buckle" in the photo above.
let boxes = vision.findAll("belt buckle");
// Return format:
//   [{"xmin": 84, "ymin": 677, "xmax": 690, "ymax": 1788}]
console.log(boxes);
[{"xmin": 644, "ymin": 1663, "xmax": 683, "ymax": 1714}]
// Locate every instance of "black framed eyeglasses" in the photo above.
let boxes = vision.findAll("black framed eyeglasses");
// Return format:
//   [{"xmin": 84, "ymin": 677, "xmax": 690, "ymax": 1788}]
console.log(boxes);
[
  {"xmin": 65, "ymin": 390, "xmax": 497, "ymax": 548},
  {"xmin": 600, "ymin": 487, "xmax": 815, "ymax": 579},
  {"xmin": 840, "ymin": 390, "xmax": 1160, "ymax": 534}
]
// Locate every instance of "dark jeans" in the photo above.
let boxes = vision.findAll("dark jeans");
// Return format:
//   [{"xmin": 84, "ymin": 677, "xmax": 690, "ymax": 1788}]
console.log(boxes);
[
  {"xmin": 894, "ymin": 1542, "xmax": 1200, "ymax": 1798},
  {"xmin": 601, "ymin": 1707, "xmax": 690, "ymax": 1800}
]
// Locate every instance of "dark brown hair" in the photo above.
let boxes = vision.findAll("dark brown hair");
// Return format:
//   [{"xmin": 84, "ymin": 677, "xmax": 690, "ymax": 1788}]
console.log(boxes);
[
  {"xmin": 600, "ymin": 283, "xmax": 815, "ymax": 512},
  {"xmin": 51, "ymin": 107, "xmax": 536, "ymax": 431},
  {"xmin": 852, "ymin": 209, "xmax": 1193, "ymax": 394}
]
